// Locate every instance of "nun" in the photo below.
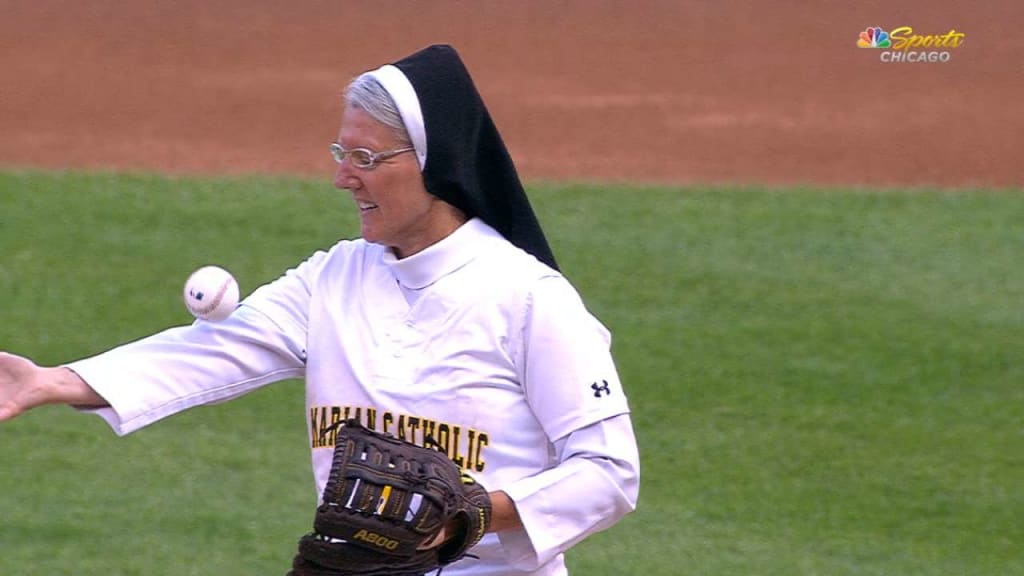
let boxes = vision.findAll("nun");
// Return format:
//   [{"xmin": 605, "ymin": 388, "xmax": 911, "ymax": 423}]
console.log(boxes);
[{"xmin": 318, "ymin": 44, "xmax": 640, "ymax": 575}]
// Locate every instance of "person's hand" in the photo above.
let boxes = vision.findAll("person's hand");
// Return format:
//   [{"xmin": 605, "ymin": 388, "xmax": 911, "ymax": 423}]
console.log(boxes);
[
  {"xmin": 0, "ymin": 353, "xmax": 107, "ymax": 422},
  {"xmin": 0, "ymin": 351, "xmax": 46, "ymax": 421}
]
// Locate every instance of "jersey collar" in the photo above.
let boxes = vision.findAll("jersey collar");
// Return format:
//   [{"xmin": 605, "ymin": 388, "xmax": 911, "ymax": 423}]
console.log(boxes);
[{"xmin": 382, "ymin": 218, "xmax": 499, "ymax": 290}]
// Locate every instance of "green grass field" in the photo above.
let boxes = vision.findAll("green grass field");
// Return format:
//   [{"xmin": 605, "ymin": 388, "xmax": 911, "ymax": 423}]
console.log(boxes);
[{"xmin": 1, "ymin": 170, "xmax": 1021, "ymax": 575}]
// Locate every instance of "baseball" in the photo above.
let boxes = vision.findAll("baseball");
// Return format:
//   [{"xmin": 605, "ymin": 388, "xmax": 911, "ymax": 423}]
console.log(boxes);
[{"xmin": 183, "ymin": 265, "xmax": 240, "ymax": 322}]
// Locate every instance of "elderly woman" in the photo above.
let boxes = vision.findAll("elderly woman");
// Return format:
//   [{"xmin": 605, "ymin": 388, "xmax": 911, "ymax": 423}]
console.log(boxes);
[{"xmin": 0, "ymin": 45, "xmax": 639, "ymax": 575}]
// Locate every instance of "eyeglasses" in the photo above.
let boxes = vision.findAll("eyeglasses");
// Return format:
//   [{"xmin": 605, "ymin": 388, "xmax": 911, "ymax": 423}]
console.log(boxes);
[{"xmin": 329, "ymin": 142, "xmax": 415, "ymax": 170}]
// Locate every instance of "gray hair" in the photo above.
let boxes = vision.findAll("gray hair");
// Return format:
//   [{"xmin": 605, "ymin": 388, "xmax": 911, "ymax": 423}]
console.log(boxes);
[{"xmin": 345, "ymin": 74, "xmax": 412, "ymax": 145}]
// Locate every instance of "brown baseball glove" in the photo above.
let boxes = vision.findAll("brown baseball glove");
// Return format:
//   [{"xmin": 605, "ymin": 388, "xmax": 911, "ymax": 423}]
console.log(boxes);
[{"xmin": 287, "ymin": 419, "xmax": 492, "ymax": 576}]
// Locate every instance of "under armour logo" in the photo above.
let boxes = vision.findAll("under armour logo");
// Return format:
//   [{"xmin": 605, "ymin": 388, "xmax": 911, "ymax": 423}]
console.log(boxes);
[{"xmin": 591, "ymin": 380, "xmax": 612, "ymax": 398}]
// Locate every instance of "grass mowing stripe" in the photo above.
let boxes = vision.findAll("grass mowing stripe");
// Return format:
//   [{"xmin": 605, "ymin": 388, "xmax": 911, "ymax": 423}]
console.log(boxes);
[{"xmin": 1, "ymin": 171, "xmax": 1021, "ymax": 575}]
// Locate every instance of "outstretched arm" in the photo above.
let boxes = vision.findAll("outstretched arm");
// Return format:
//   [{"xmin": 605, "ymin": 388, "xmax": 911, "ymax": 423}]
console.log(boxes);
[{"xmin": 0, "ymin": 352, "xmax": 107, "ymax": 421}]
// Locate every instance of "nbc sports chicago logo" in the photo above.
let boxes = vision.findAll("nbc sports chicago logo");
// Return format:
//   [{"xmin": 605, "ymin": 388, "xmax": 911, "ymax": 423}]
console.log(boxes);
[{"xmin": 858, "ymin": 26, "xmax": 965, "ymax": 63}]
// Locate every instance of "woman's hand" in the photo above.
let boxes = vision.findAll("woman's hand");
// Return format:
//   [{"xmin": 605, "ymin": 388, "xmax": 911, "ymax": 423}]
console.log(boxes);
[
  {"xmin": 0, "ymin": 352, "xmax": 105, "ymax": 421},
  {"xmin": 0, "ymin": 352, "xmax": 46, "ymax": 421}
]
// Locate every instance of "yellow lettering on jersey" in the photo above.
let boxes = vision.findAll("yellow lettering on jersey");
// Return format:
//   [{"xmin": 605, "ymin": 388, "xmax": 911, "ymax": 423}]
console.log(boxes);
[{"xmin": 308, "ymin": 405, "xmax": 490, "ymax": 473}]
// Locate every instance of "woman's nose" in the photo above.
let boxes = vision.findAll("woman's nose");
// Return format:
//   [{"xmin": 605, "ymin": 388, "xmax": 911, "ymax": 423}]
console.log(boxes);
[{"xmin": 333, "ymin": 162, "xmax": 357, "ymax": 190}]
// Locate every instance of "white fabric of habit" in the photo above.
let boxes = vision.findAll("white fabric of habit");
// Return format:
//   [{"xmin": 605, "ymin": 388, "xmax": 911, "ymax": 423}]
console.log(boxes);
[{"xmin": 68, "ymin": 218, "xmax": 640, "ymax": 576}]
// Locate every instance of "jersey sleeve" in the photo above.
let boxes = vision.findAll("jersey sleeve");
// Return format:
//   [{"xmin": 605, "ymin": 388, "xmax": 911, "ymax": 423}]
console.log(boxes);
[
  {"xmin": 498, "ymin": 275, "xmax": 640, "ymax": 569},
  {"xmin": 499, "ymin": 414, "xmax": 640, "ymax": 570},
  {"xmin": 519, "ymin": 275, "xmax": 631, "ymax": 439},
  {"xmin": 69, "ymin": 250, "xmax": 329, "ymax": 435}
]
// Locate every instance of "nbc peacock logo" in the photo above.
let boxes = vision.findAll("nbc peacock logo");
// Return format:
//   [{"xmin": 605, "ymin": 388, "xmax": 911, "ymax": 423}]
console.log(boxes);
[{"xmin": 857, "ymin": 26, "xmax": 891, "ymax": 48}]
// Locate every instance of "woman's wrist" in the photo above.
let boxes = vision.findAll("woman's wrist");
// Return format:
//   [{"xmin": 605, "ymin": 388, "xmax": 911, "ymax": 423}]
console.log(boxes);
[
  {"xmin": 49, "ymin": 366, "xmax": 107, "ymax": 407},
  {"xmin": 488, "ymin": 490, "xmax": 523, "ymax": 533}
]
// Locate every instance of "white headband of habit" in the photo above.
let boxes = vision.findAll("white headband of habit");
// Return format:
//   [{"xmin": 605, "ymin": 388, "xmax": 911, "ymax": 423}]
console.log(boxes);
[{"xmin": 367, "ymin": 64, "xmax": 427, "ymax": 170}]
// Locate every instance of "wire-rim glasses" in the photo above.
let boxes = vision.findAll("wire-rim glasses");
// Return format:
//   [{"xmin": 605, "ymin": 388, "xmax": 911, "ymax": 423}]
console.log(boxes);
[{"xmin": 329, "ymin": 143, "xmax": 415, "ymax": 170}]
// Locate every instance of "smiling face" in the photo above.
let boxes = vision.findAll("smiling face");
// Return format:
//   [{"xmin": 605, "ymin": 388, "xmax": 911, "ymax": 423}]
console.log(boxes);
[{"xmin": 333, "ymin": 105, "xmax": 466, "ymax": 258}]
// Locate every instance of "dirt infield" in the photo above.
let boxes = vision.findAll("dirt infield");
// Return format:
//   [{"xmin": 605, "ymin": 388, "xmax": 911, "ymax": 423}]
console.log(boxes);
[{"xmin": 1, "ymin": 2, "xmax": 1021, "ymax": 189}]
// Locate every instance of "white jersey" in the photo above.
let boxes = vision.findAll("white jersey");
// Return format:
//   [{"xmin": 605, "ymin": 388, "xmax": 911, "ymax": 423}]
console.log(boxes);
[{"xmin": 69, "ymin": 218, "xmax": 639, "ymax": 575}]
